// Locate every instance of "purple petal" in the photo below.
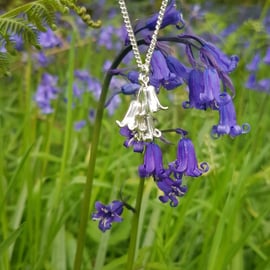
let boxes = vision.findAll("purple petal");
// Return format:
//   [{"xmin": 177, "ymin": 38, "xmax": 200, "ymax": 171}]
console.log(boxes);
[
  {"xmin": 166, "ymin": 55, "xmax": 190, "ymax": 82},
  {"xmin": 109, "ymin": 200, "xmax": 124, "ymax": 215},
  {"xmin": 212, "ymin": 93, "xmax": 250, "ymax": 137},
  {"xmin": 200, "ymin": 68, "xmax": 221, "ymax": 103},
  {"xmin": 94, "ymin": 201, "xmax": 105, "ymax": 212},
  {"xmin": 263, "ymin": 47, "xmax": 270, "ymax": 65},
  {"xmin": 246, "ymin": 53, "xmax": 261, "ymax": 72},
  {"xmin": 200, "ymin": 43, "xmax": 239, "ymax": 73},
  {"xmin": 159, "ymin": 195, "xmax": 169, "ymax": 203}
]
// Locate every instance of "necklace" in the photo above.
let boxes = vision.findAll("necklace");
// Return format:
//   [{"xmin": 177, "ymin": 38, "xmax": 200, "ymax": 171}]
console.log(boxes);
[{"xmin": 116, "ymin": 0, "xmax": 169, "ymax": 142}]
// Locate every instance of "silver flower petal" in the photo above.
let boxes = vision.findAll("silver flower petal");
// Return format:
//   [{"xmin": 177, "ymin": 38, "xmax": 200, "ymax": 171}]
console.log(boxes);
[
  {"xmin": 136, "ymin": 114, "xmax": 148, "ymax": 132},
  {"xmin": 142, "ymin": 115, "xmax": 161, "ymax": 141},
  {"xmin": 145, "ymin": 85, "xmax": 168, "ymax": 112},
  {"xmin": 116, "ymin": 100, "xmax": 142, "ymax": 130}
]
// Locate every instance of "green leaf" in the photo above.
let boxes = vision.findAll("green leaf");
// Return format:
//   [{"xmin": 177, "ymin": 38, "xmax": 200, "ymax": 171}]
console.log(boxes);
[{"xmin": 0, "ymin": 223, "xmax": 25, "ymax": 254}]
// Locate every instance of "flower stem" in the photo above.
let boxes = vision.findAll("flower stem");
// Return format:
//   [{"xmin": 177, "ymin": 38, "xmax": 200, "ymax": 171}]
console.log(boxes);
[
  {"xmin": 73, "ymin": 66, "xmax": 109, "ymax": 270},
  {"xmin": 73, "ymin": 46, "xmax": 133, "ymax": 270},
  {"xmin": 126, "ymin": 178, "xmax": 145, "ymax": 270}
]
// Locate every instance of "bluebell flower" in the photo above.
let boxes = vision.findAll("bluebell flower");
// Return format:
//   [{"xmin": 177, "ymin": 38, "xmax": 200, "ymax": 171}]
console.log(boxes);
[
  {"xmin": 133, "ymin": 0, "xmax": 184, "ymax": 34},
  {"xmin": 34, "ymin": 51, "xmax": 50, "ymax": 67},
  {"xmin": 169, "ymin": 138, "xmax": 209, "ymax": 177},
  {"xmin": 200, "ymin": 68, "xmax": 221, "ymax": 107},
  {"xmin": 199, "ymin": 41, "xmax": 239, "ymax": 73},
  {"xmin": 124, "ymin": 0, "xmax": 184, "ymax": 47},
  {"xmin": 38, "ymin": 28, "xmax": 62, "ymax": 49},
  {"xmin": 87, "ymin": 77, "xmax": 102, "ymax": 100},
  {"xmin": 0, "ymin": 44, "xmax": 6, "ymax": 53},
  {"xmin": 104, "ymin": 76, "xmax": 126, "ymax": 114},
  {"xmin": 166, "ymin": 55, "xmax": 190, "ymax": 83},
  {"xmin": 73, "ymin": 83, "xmax": 83, "ymax": 99},
  {"xmin": 120, "ymin": 126, "xmax": 145, "ymax": 153},
  {"xmin": 157, "ymin": 176, "xmax": 187, "ymax": 207},
  {"xmin": 74, "ymin": 120, "xmax": 86, "ymax": 131},
  {"xmin": 257, "ymin": 79, "xmax": 270, "ymax": 92},
  {"xmin": 74, "ymin": 69, "xmax": 91, "ymax": 83},
  {"xmin": 183, "ymin": 68, "xmax": 221, "ymax": 110},
  {"xmin": 246, "ymin": 53, "xmax": 260, "ymax": 72},
  {"xmin": 121, "ymin": 83, "xmax": 140, "ymax": 95},
  {"xmin": 72, "ymin": 70, "xmax": 92, "ymax": 100},
  {"xmin": 107, "ymin": 93, "xmax": 121, "ymax": 115},
  {"xmin": 96, "ymin": 25, "xmax": 126, "ymax": 51},
  {"xmin": 114, "ymin": 26, "xmax": 128, "ymax": 50},
  {"xmin": 126, "ymin": 70, "xmax": 139, "ymax": 84},
  {"xmin": 34, "ymin": 73, "xmax": 59, "ymax": 114},
  {"xmin": 92, "ymin": 200, "xmax": 124, "ymax": 232},
  {"xmin": 112, "ymin": 50, "xmax": 183, "ymax": 91},
  {"xmin": 105, "ymin": 82, "xmax": 139, "ymax": 109},
  {"xmin": 103, "ymin": 60, "xmax": 113, "ymax": 72},
  {"xmin": 0, "ymin": 34, "xmax": 24, "ymax": 52},
  {"xmin": 151, "ymin": 50, "xmax": 171, "ymax": 87},
  {"xmin": 11, "ymin": 34, "xmax": 24, "ymax": 51},
  {"xmin": 183, "ymin": 69, "xmax": 204, "ymax": 109},
  {"xmin": 263, "ymin": 47, "xmax": 270, "ymax": 65},
  {"xmin": 33, "ymin": 28, "xmax": 62, "ymax": 67},
  {"xmin": 245, "ymin": 73, "xmax": 257, "ymax": 89},
  {"xmin": 97, "ymin": 25, "xmax": 115, "ymax": 50},
  {"xmin": 212, "ymin": 93, "xmax": 250, "ymax": 137},
  {"xmin": 188, "ymin": 4, "xmax": 205, "ymax": 22},
  {"xmin": 138, "ymin": 142, "xmax": 164, "ymax": 178},
  {"xmin": 151, "ymin": 50, "xmax": 183, "ymax": 90}
]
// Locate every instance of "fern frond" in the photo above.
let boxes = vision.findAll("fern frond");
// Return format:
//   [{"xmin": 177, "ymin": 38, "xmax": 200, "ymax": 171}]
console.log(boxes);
[
  {"xmin": 0, "ymin": 52, "xmax": 10, "ymax": 74},
  {"xmin": 0, "ymin": 17, "xmax": 39, "ymax": 49},
  {"xmin": 0, "ymin": 0, "xmax": 101, "ymax": 74},
  {"xmin": 0, "ymin": 0, "xmax": 64, "ymax": 19},
  {"xmin": 26, "ymin": 2, "xmax": 56, "ymax": 31}
]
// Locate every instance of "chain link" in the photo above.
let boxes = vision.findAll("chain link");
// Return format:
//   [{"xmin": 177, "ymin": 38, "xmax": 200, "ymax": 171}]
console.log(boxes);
[{"xmin": 118, "ymin": 0, "xmax": 169, "ymax": 78}]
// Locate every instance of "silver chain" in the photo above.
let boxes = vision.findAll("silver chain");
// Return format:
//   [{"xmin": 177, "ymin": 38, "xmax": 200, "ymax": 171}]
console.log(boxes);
[
  {"xmin": 118, "ymin": 0, "xmax": 169, "ymax": 80},
  {"xmin": 117, "ymin": 0, "xmax": 169, "ymax": 141}
]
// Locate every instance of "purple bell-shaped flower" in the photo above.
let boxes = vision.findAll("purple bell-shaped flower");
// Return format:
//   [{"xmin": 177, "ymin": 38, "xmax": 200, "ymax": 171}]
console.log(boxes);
[
  {"xmin": 212, "ymin": 92, "xmax": 250, "ymax": 137},
  {"xmin": 138, "ymin": 142, "xmax": 164, "ymax": 178},
  {"xmin": 169, "ymin": 138, "xmax": 209, "ymax": 177}
]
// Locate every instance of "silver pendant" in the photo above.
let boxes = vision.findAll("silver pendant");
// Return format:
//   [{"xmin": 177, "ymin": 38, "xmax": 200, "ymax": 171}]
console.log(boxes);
[{"xmin": 116, "ymin": 85, "xmax": 167, "ymax": 142}]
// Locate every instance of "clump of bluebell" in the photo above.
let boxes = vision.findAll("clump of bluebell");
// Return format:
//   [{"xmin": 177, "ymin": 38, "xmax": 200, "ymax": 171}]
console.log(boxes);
[{"xmin": 92, "ymin": 0, "xmax": 250, "ymax": 232}]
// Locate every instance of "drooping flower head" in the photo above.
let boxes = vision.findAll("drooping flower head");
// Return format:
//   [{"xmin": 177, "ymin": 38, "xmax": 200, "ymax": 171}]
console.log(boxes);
[
  {"xmin": 169, "ymin": 137, "xmax": 209, "ymax": 177},
  {"xmin": 138, "ymin": 142, "xmax": 164, "ymax": 178},
  {"xmin": 92, "ymin": 201, "xmax": 124, "ymax": 232},
  {"xmin": 166, "ymin": 55, "xmax": 190, "ymax": 83},
  {"xmin": 211, "ymin": 92, "xmax": 250, "ymax": 138},
  {"xmin": 199, "ymin": 41, "xmax": 239, "ymax": 73},
  {"xmin": 112, "ymin": 49, "xmax": 184, "ymax": 92},
  {"xmin": 150, "ymin": 50, "xmax": 183, "ymax": 90},
  {"xmin": 157, "ymin": 176, "xmax": 187, "ymax": 207},
  {"xmin": 183, "ymin": 69, "xmax": 204, "ymax": 110},
  {"xmin": 133, "ymin": 0, "xmax": 184, "ymax": 38},
  {"xmin": 183, "ymin": 68, "xmax": 221, "ymax": 110}
]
